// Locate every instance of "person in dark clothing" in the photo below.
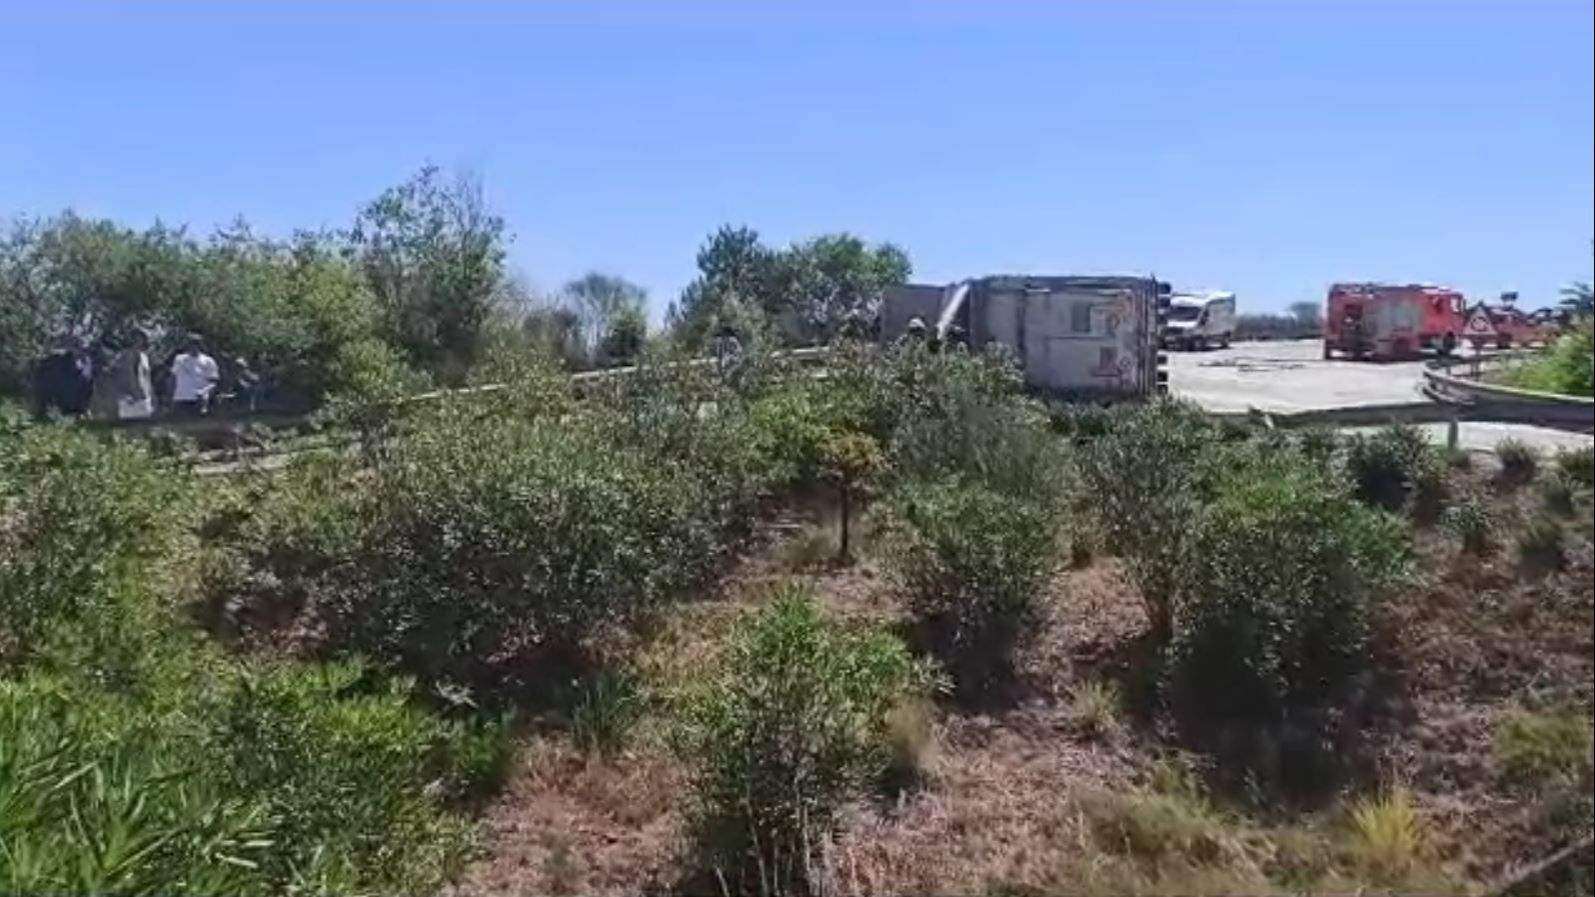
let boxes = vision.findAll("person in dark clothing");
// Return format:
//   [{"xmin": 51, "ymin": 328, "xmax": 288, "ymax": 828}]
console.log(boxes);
[{"xmin": 30, "ymin": 336, "xmax": 93, "ymax": 420}]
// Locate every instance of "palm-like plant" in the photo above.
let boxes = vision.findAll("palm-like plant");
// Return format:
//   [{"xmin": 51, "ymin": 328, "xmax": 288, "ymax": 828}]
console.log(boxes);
[{"xmin": 1560, "ymin": 281, "xmax": 1593, "ymax": 319}]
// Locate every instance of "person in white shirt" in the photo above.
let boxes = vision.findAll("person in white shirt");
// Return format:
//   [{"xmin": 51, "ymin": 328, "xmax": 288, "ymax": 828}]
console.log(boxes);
[
  {"xmin": 115, "ymin": 329, "xmax": 155, "ymax": 420},
  {"xmin": 170, "ymin": 333, "xmax": 220, "ymax": 417}
]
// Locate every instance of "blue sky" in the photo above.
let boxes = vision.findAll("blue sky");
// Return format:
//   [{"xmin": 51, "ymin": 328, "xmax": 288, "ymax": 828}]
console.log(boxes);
[{"xmin": 3, "ymin": 0, "xmax": 1591, "ymax": 320}]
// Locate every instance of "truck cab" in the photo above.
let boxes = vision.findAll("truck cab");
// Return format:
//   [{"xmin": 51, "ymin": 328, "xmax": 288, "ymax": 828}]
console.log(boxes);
[
  {"xmin": 1323, "ymin": 282, "xmax": 1465, "ymax": 360},
  {"xmin": 1162, "ymin": 290, "xmax": 1236, "ymax": 350}
]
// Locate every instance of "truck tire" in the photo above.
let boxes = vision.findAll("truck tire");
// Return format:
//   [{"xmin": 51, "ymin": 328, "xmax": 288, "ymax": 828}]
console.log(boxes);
[
  {"xmin": 1218, "ymin": 332, "xmax": 1231, "ymax": 349},
  {"xmin": 1439, "ymin": 332, "xmax": 1457, "ymax": 356}
]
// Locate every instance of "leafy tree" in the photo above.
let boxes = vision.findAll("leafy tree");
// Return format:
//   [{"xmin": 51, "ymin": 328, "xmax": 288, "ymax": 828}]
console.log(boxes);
[
  {"xmin": 1561, "ymin": 281, "xmax": 1593, "ymax": 319},
  {"xmin": 349, "ymin": 165, "xmax": 507, "ymax": 384},
  {"xmin": 819, "ymin": 430, "xmax": 884, "ymax": 562},
  {"xmin": 561, "ymin": 271, "xmax": 648, "ymax": 361},
  {"xmin": 672, "ymin": 225, "xmax": 781, "ymax": 348},
  {"xmin": 783, "ymin": 234, "xmax": 911, "ymax": 344},
  {"xmin": 671, "ymin": 225, "xmax": 911, "ymax": 348},
  {"xmin": 1288, "ymin": 300, "xmax": 1323, "ymax": 328}
]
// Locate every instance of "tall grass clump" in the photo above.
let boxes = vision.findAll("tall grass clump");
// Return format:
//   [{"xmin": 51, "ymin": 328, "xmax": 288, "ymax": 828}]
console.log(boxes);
[
  {"xmin": 677, "ymin": 590, "xmax": 930, "ymax": 896},
  {"xmin": 1497, "ymin": 438, "xmax": 1540, "ymax": 486}
]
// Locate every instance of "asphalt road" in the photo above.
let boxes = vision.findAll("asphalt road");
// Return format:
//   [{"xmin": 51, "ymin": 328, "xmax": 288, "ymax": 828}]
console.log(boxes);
[
  {"xmin": 1168, "ymin": 339, "xmax": 1426, "ymax": 413},
  {"xmin": 1169, "ymin": 339, "xmax": 1592, "ymax": 455}
]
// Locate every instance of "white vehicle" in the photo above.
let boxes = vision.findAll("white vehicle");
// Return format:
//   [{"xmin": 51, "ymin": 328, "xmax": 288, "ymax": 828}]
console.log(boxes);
[{"xmin": 1162, "ymin": 290, "xmax": 1236, "ymax": 350}]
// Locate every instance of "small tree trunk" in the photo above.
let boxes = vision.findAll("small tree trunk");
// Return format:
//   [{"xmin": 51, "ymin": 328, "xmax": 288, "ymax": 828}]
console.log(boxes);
[{"xmin": 838, "ymin": 484, "xmax": 852, "ymax": 563}]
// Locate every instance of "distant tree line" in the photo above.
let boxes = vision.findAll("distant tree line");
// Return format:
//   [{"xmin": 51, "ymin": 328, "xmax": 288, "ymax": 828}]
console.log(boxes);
[
  {"xmin": 1231, "ymin": 301, "xmax": 1323, "ymax": 342},
  {"xmin": 1, "ymin": 166, "xmax": 912, "ymax": 411}
]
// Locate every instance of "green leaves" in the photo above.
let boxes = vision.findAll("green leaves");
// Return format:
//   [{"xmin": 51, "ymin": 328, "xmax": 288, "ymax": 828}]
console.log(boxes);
[{"xmin": 678, "ymin": 589, "xmax": 928, "ymax": 895}]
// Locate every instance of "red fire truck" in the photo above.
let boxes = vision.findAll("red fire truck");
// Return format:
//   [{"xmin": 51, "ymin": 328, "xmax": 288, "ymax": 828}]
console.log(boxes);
[{"xmin": 1322, "ymin": 282, "xmax": 1467, "ymax": 361}]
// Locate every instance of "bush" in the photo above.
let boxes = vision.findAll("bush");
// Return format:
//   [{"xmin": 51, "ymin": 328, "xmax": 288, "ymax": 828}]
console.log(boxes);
[
  {"xmin": 1079, "ymin": 401, "xmax": 1221, "ymax": 642},
  {"xmin": 1496, "ymin": 709, "xmax": 1595, "ymax": 791},
  {"xmin": 1500, "ymin": 321, "xmax": 1594, "ymax": 397},
  {"xmin": 884, "ymin": 477, "xmax": 1064, "ymax": 701},
  {"xmin": 1540, "ymin": 475, "xmax": 1577, "ymax": 518},
  {"xmin": 1556, "ymin": 445, "xmax": 1595, "ymax": 489},
  {"xmin": 1518, "ymin": 517, "xmax": 1569, "ymax": 575},
  {"xmin": 0, "ymin": 423, "xmax": 183, "ymax": 667},
  {"xmin": 0, "ymin": 680, "xmax": 272, "ymax": 897},
  {"xmin": 1443, "ymin": 497, "xmax": 1496, "ymax": 555},
  {"xmin": 242, "ymin": 402, "xmax": 747, "ymax": 699},
  {"xmin": 1498, "ymin": 438, "xmax": 1540, "ymax": 485},
  {"xmin": 203, "ymin": 660, "xmax": 509, "ymax": 893},
  {"xmin": 677, "ymin": 590, "xmax": 928, "ymax": 895},
  {"xmin": 1344, "ymin": 423, "xmax": 1437, "ymax": 512},
  {"xmin": 1167, "ymin": 451, "xmax": 1409, "ymax": 737}
]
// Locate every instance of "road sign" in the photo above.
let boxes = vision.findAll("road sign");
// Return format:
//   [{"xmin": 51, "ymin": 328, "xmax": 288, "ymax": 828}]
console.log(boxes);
[{"xmin": 1463, "ymin": 306, "xmax": 1497, "ymax": 339}]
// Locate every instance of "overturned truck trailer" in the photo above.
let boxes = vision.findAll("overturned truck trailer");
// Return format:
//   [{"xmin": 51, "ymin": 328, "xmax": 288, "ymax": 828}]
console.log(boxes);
[{"xmin": 881, "ymin": 274, "xmax": 1170, "ymax": 401}]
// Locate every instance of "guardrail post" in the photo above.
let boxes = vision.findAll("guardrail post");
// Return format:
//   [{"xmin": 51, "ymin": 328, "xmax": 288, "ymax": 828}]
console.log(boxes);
[
  {"xmin": 1155, "ymin": 293, "xmax": 1171, "ymax": 396},
  {"xmin": 1446, "ymin": 414, "xmax": 1459, "ymax": 451}
]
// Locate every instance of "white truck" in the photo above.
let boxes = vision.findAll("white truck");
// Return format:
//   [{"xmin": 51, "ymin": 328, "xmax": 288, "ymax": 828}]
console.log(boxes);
[
  {"xmin": 880, "ymin": 274, "xmax": 1168, "ymax": 401},
  {"xmin": 1162, "ymin": 290, "xmax": 1236, "ymax": 350}
]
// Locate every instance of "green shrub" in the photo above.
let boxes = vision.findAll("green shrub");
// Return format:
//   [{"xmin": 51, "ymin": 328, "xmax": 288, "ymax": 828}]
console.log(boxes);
[
  {"xmin": 205, "ymin": 660, "xmax": 509, "ymax": 893},
  {"xmin": 1500, "ymin": 321, "xmax": 1594, "ymax": 398},
  {"xmin": 245, "ymin": 404, "xmax": 742, "ymax": 698},
  {"xmin": 1496, "ymin": 709, "xmax": 1594, "ymax": 791},
  {"xmin": 677, "ymin": 590, "xmax": 928, "ymax": 895},
  {"xmin": 1556, "ymin": 445, "xmax": 1595, "ymax": 489},
  {"xmin": 1168, "ymin": 452, "xmax": 1409, "ymax": 735},
  {"xmin": 1344, "ymin": 423, "xmax": 1437, "ymax": 512},
  {"xmin": 1540, "ymin": 475, "xmax": 1577, "ymax": 518},
  {"xmin": 1296, "ymin": 426, "xmax": 1340, "ymax": 464},
  {"xmin": 1443, "ymin": 497, "xmax": 1495, "ymax": 555},
  {"xmin": 885, "ymin": 477, "xmax": 1063, "ymax": 701},
  {"xmin": 0, "ymin": 680, "xmax": 273, "ymax": 897},
  {"xmin": 1518, "ymin": 517, "xmax": 1569, "ymax": 575},
  {"xmin": 0, "ymin": 424, "xmax": 182, "ymax": 667},
  {"xmin": 1498, "ymin": 438, "xmax": 1540, "ymax": 485},
  {"xmin": 1079, "ymin": 401, "xmax": 1220, "ymax": 642}
]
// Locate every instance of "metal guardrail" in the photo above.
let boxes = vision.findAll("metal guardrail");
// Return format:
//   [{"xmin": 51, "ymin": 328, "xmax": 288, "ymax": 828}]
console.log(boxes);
[{"xmin": 1422, "ymin": 351, "xmax": 1594, "ymax": 431}]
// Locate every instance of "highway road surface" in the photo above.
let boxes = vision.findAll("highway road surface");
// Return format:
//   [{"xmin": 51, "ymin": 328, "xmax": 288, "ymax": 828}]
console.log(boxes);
[
  {"xmin": 1168, "ymin": 339, "xmax": 1427, "ymax": 414},
  {"xmin": 1169, "ymin": 339, "xmax": 1592, "ymax": 455}
]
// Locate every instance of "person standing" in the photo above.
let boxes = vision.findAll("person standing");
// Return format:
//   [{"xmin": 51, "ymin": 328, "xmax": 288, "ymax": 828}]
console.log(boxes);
[
  {"xmin": 113, "ymin": 329, "xmax": 155, "ymax": 421},
  {"xmin": 170, "ymin": 333, "xmax": 220, "ymax": 417},
  {"xmin": 29, "ymin": 335, "xmax": 93, "ymax": 420}
]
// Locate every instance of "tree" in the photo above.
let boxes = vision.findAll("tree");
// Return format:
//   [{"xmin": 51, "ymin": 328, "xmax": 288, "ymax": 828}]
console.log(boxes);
[
  {"xmin": 349, "ymin": 166, "xmax": 507, "ymax": 385},
  {"xmin": 671, "ymin": 225, "xmax": 911, "ymax": 349},
  {"xmin": 783, "ymin": 234, "xmax": 911, "ymax": 345},
  {"xmin": 671, "ymin": 226, "xmax": 781, "ymax": 348},
  {"xmin": 1561, "ymin": 282, "xmax": 1593, "ymax": 320},
  {"xmin": 561, "ymin": 272, "xmax": 648, "ymax": 358},
  {"xmin": 818, "ymin": 430, "xmax": 884, "ymax": 563},
  {"xmin": 1288, "ymin": 300, "xmax": 1323, "ymax": 328}
]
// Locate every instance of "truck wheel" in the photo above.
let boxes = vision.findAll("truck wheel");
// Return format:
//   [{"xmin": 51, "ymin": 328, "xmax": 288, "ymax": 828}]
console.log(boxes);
[
  {"xmin": 1219, "ymin": 333, "xmax": 1231, "ymax": 349},
  {"xmin": 1439, "ymin": 332, "xmax": 1457, "ymax": 356},
  {"xmin": 1322, "ymin": 342, "xmax": 1334, "ymax": 360}
]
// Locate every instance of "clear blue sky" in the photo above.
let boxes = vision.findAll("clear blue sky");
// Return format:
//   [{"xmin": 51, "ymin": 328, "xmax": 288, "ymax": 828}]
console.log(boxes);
[{"xmin": 3, "ymin": 0, "xmax": 1591, "ymax": 320}]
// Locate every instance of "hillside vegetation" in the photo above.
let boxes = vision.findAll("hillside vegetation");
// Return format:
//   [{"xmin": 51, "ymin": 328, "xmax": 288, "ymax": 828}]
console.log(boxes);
[{"xmin": 4, "ymin": 337, "xmax": 1591, "ymax": 896}]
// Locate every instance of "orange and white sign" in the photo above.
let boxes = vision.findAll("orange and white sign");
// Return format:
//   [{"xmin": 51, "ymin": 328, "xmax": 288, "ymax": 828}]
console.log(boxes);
[{"xmin": 1463, "ymin": 306, "xmax": 1497, "ymax": 339}]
